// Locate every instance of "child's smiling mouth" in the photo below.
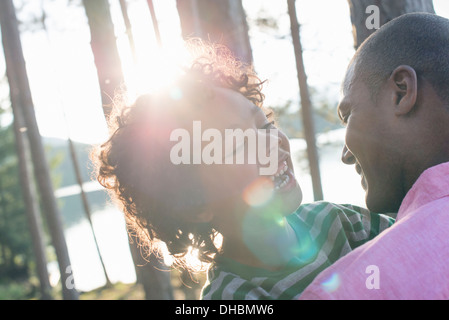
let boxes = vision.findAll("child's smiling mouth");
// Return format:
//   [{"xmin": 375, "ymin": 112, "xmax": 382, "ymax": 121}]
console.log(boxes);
[{"xmin": 268, "ymin": 159, "xmax": 297, "ymax": 192}]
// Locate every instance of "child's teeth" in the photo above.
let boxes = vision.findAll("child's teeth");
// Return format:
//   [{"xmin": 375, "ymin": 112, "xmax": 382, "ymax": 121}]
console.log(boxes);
[
  {"xmin": 280, "ymin": 162, "xmax": 288, "ymax": 175},
  {"xmin": 279, "ymin": 175, "xmax": 290, "ymax": 189},
  {"xmin": 270, "ymin": 161, "xmax": 289, "ymax": 186},
  {"xmin": 280, "ymin": 165, "xmax": 287, "ymax": 175},
  {"xmin": 274, "ymin": 172, "xmax": 290, "ymax": 190}
]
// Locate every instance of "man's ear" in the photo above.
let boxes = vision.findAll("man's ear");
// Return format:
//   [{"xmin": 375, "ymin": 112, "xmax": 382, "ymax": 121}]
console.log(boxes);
[{"xmin": 389, "ymin": 65, "xmax": 418, "ymax": 116}]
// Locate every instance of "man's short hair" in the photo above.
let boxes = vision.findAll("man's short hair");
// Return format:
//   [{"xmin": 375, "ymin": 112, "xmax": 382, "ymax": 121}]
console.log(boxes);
[{"xmin": 353, "ymin": 13, "xmax": 449, "ymax": 104}]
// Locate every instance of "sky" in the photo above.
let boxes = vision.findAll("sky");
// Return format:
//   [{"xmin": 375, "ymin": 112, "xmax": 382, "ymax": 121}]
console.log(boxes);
[{"xmin": 1, "ymin": 0, "xmax": 449, "ymax": 144}]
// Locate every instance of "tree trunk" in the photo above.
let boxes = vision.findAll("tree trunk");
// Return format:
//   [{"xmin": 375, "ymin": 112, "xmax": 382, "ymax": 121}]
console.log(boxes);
[
  {"xmin": 287, "ymin": 0, "xmax": 324, "ymax": 201},
  {"xmin": 176, "ymin": 0, "xmax": 253, "ymax": 64},
  {"xmin": 128, "ymin": 244, "xmax": 174, "ymax": 300},
  {"xmin": 83, "ymin": 0, "xmax": 173, "ymax": 300},
  {"xmin": 82, "ymin": 0, "xmax": 125, "ymax": 120},
  {"xmin": 11, "ymin": 82, "xmax": 53, "ymax": 300},
  {"xmin": 119, "ymin": 0, "xmax": 138, "ymax": 62},
  {"xmin": 146, "ymin": 0, "xmax": 163, "ymax": 47},
  {"xmin": 348, "ymin": 0, "xmax": 435, "ymax": 49},
  {"xmin": 67, "ymin": 138, "xmax": 113, "ymax": 288},
  {"xmin": 0, "ymin": 0, "xmax": 78, "ymax": 300}
]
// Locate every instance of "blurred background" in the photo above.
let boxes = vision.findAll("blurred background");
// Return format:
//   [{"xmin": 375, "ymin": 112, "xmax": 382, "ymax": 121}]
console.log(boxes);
[{"xmin": 0, "ymin": 0, "xmax": 447, "ymax": 300}]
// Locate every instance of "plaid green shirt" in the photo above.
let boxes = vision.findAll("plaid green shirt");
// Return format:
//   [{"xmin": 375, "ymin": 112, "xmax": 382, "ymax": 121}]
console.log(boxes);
[{"xmin": 201, "ymin": 201, "xmax": 394, "ymax": 300}]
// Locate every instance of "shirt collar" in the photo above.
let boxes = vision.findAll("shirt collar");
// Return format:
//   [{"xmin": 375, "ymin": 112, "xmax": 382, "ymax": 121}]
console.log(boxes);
[{"xmin": 397, "ymin": 162, "xmax": 449, "ymax": 220}]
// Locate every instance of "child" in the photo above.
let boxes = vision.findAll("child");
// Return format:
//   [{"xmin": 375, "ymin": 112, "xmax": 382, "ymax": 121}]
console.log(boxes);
[{"xmin": 94, "ymin": 41, "xmax": 394, "ymax": 300}]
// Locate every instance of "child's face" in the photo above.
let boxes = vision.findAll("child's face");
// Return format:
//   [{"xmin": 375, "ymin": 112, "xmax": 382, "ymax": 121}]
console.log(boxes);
[{"xmin": 177, "ymin": 87, "xmax": 303, "ymax": 224}]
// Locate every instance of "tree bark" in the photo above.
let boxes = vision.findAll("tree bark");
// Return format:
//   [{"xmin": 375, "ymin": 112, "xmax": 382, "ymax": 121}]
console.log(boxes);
[
  {"xmin": 146, "ymin": 0, "xmax": 163, "ymax": 47},
  {"xmin": 10, "ymin": 82, "xmax": 53, "ymax": 300},
  {"xmin": 83, "ymin": 0, "xmax": 125, "ymax": 120},
  {"xmin": 119, "ymin": 0, "xmax": 138, "ymax": 62},
  {"xmin": 287, "ymin": 0, "xmax": 323, "ymax": 201},
  {"xmin": 0, "ymin": 0, "xmax": 78, "ymax": 300},
  {"xmin": 128, "ymin": 244, "xmax": 173, "ymax": 300},
  {"xmin": 176, "ymin": 0, "xmax": 253, "ymax": 64},
  {"xmin": 348, "ymin": 0, "xmax": 435, "ymax": 49}
]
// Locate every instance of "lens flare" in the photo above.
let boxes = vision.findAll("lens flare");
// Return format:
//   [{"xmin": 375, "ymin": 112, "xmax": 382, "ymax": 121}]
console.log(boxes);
[
  {"xmin": 170, "ymin": 86, "xmax": 183, "ymax": 101},
  {"xmin": 242, "ymin": 177, "xmax": 274, "ymax": 207},
  {"xmin": 321, "ymin": 273, "xmax": 341, "ymax": 293}
]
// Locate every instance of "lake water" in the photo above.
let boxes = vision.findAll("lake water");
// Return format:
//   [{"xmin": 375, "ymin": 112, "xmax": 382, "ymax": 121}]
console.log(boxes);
[{"xmin": 53, "ymin": 128, "xmax": 367, "ymax": 292}]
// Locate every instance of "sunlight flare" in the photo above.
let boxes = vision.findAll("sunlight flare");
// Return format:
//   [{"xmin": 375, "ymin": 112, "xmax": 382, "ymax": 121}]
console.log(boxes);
[
  {"xmin": 243, "ymin": 177, "xmax": 275, "ymax": 207},
  {"xmin": 122, "ymin": 42, "xmax": 191, "ymax": 100}
]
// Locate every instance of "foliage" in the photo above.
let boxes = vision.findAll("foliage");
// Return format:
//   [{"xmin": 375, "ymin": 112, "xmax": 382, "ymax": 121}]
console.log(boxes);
[
  {"xmin": 0, "ymin": 281, "xmax": 35, "ymax": 300},
  {"xmin": 0, "ymin": 120, "xmax": 33, "ymax": 281},
  {"xmin": 79, "ymin": 282, "xmax": 145, "ymax": 300}
]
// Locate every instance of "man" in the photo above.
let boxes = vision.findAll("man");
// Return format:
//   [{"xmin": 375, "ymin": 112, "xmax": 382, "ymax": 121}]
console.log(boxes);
[{"xmin": 299, "ymin": 13, "xmax": 449, "ymax": 299}]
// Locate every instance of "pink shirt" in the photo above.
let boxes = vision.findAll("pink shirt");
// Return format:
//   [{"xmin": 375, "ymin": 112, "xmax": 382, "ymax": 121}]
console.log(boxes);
[{"xmin": 299, "ymin": 162, "xmax": 449, "ymax": 300}]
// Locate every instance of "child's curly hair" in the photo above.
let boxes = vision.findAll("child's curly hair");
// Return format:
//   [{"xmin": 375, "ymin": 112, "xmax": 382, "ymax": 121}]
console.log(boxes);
[{"xmin": 93, "ymin": 40, "xmax": 269, "ymax": 271}]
